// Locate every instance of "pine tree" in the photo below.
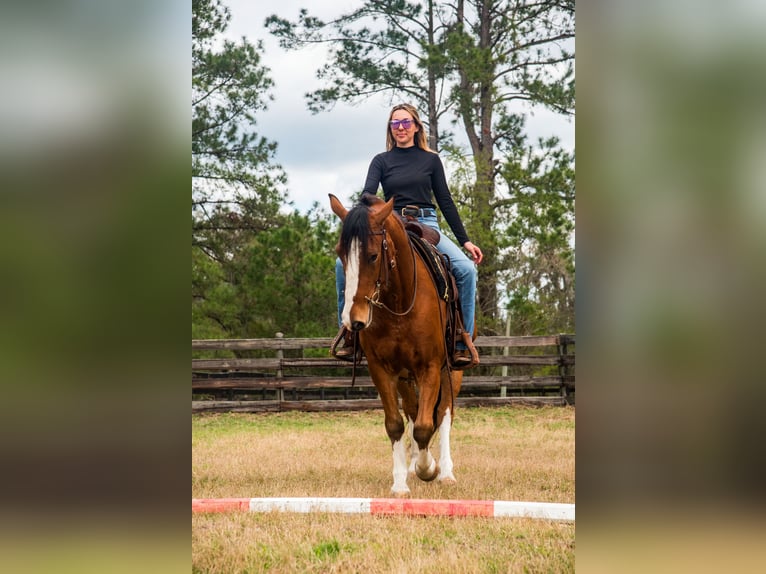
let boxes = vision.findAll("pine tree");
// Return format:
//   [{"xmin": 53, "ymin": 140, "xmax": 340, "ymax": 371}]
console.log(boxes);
[{"xmin": 266, "ymin": 0, "xmax": 574, "ymax": 333}]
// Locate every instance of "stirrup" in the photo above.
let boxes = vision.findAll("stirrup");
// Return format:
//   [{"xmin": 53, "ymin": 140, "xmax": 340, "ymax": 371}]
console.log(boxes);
[
  {"xmin": 330, "ymin": 327, "xmax": 359, "ymax": 362},
  {"xmin": 450, "ymin": 332, "xmax": 480, "ymax": 370}
]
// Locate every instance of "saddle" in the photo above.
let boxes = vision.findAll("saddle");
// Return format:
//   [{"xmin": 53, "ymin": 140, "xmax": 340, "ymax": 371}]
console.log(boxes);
[{"xmin": 401, "ymin": 214, "xmax": 479, "ymax": 370}]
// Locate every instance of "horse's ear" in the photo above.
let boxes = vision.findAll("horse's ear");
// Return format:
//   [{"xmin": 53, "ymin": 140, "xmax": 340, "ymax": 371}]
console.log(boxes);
[
  {"xmin": 329, "ymin": 194, "xmax": 347, "ymax": 220},
  {"xmin": 372, "ymin": 197, "xmax": 394, "ymax": 226}
]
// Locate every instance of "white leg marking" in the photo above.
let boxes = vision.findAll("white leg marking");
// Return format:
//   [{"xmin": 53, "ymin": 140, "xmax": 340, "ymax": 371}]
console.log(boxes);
[
  {"xmin": 411, "ymin": 420, "xmax": 437, "ymax": 481},
  {"xmin": 391, "ymin": 438, "xmax": 410, "ymax": 495},
  {"xmin": 415, "ymin": 445, "xmax": 436, "ymax": 478},
  {"xmin": 437, "ymin": 408, "xmax": 456, "ymax": 483},
  {"xmin": 341, "ymin": 239, "xmax": 360, "ymax": 328}
]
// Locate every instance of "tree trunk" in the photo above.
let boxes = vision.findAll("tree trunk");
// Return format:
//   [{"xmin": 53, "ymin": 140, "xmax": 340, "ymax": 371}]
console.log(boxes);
[
  {"xmin": 426, "ymin": 0, "xmax": 439, "ymax": 151},
  {"xmin": 456, "ymin": 0, "xmax": 498, "ymax": 327}
]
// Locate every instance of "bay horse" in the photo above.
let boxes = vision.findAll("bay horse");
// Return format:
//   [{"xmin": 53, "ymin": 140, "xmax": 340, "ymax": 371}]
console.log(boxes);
[{"xmin": 330, "ymin": 193, "xmax": 463, "ymax": 497}]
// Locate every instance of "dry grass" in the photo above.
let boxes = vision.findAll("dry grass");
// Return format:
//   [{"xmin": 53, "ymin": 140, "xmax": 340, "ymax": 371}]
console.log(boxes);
[{"xmin": 192, "ymin": 405, "xmax": 574, "ymax": 573}]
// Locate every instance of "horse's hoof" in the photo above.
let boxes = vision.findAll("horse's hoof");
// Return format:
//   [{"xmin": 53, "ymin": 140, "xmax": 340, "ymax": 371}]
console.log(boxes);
[
  {"xmin": 392, "ymin": 490, "xmax": 410, "ymax": 499},
  {"xmin": 416, "ymin": 462, "xmax": 440, "ymax": 482}
]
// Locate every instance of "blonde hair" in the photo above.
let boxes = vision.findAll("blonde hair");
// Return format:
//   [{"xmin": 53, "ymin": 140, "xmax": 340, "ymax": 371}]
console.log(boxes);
[{"xmin": 386, "ymin": 103, "xmax": 433, "ymax": 152}]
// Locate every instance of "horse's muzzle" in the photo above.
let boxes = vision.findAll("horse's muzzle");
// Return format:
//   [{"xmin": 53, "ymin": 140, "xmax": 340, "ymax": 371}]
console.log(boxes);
[{"xmin": 350, "ymin": 320, "xmax": 367, "ymax": 332}]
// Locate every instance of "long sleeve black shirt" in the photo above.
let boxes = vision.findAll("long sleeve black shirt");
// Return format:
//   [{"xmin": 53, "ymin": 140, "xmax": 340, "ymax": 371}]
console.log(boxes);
[{"xmin": 361, "ymin": 146, "xmax": 470, "ymax": 246}]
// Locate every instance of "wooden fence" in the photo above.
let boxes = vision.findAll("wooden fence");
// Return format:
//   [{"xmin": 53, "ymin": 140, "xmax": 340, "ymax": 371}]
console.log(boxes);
[{"xmin": 192, "ymin": 334, "xmax": 574, "ymax": 413}]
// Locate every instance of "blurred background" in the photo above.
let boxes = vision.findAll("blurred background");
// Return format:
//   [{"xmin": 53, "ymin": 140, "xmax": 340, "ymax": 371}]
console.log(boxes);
[
  {"xmin": 576, "ymin": 0, "xmax": 766, "ymax": 571},
  {"xmin": 0, "ymin": 1, "xmax": 189, "ymax": 572}
]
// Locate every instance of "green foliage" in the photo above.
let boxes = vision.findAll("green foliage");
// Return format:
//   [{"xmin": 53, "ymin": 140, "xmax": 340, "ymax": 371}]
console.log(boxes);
[
  {"xmin": 446, "ymin": 117, "xmax": 574, "ymax": 336},
  {"xmin": 444, "ymin": 0, "xmax": 574, "ymax": 329},
  {"xmin": 239, "ymin": 207, "xmax": 339, "ymax": 338},
  {"xmin": 193, "ymin": 0, "xmax": 287, "ymax": 226},
  {"xmin": 193, "ymin": 206, "xmax": 339, "ymax": 341},
  {"xmin": 192, "ymin": 1, "xmax": 339, "ymax": 342},
  {"xmin": 498, "ymin": 130, "xmax": 575, "ymax": 335},
  {"xmin": 266, "ymin": 2, "xmax": 435, "ymax": 111},
  {"xmin": 312, "ymin": 539, "xmax": 342, "ymax": 560}
]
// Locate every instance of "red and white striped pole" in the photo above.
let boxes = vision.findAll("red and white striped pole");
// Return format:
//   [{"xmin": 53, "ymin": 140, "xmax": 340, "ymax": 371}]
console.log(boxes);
[{"xmin": 192, "ymin": 497, "xmax": 574, "ymax": 521}]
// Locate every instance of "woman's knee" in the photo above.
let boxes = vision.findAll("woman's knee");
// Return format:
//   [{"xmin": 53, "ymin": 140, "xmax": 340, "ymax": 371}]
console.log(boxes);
[{"xmin": 451, "ymin": 257, "xmax": 476, "ymax": 282}]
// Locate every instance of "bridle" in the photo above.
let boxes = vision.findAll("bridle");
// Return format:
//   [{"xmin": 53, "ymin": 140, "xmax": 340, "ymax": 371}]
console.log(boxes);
[{"xmin": 363, "ymin": 225, "xmax": 418, "ymax": 318}]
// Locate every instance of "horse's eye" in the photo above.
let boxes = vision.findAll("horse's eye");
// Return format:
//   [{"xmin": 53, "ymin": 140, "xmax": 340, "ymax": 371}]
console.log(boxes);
[{"xmin": 368, "ymin": 253, "xmax": 378, "ymax": 264}]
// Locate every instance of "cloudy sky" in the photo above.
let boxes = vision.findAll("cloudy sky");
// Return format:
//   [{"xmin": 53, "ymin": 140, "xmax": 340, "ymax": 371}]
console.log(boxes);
[{"xmin": 222, "ymin": 0, "xmax": 574, "ymax": 213}]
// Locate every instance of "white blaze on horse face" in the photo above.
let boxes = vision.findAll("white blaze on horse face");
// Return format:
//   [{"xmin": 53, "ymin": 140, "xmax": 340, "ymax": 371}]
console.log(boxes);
[{"xmin": 341, "ymin": 238, "xmax": 361, "ymax": 329}]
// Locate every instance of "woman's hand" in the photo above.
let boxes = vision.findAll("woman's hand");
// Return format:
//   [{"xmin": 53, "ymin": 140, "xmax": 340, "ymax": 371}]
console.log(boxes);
[{"xmin": 463, "ymin": 241, "xmax": 483, "ymax": 264}]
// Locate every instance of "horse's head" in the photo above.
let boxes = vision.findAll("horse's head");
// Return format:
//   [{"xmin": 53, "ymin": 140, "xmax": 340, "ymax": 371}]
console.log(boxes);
[{"xmin": 329, "ymin": 194, "xmax": 396, "ymax": 331}]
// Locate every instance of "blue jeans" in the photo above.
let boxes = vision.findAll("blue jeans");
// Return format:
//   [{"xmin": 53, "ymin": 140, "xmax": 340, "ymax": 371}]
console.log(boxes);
[{"xmin": 335, "ymin": 215, "xmax": 477, "ymax": 347}]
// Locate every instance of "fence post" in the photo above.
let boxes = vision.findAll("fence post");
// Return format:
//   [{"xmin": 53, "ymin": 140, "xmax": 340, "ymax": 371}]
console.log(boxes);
[
  {"xmin": 500, "ymin": 314, "xmax": 510, "ymax": 397},
  {"xmin": 276, "ymin": 332, "xmax": 284, "ymax": 404},
  {"xmin": 557, "ymin": 334, "xmax": 569, "ymax": 404}
]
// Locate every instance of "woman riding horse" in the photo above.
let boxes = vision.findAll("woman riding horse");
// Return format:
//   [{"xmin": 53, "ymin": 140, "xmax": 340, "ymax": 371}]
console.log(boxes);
[
  {"xmin": 330, "ymin": 192, "xmax": 464, "ymax": 496},
  {"xmin": 334, "ymin": 103, "xmax": 483, "ymax": 367}
]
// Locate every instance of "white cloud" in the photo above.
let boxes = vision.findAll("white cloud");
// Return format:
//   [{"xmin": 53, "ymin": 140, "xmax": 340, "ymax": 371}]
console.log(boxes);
[{"xmin": 222, "ymin": 0, "xmax": 390, "ymax": 212}]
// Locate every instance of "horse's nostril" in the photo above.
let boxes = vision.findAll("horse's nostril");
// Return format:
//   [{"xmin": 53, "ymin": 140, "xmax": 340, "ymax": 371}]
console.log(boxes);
[{"xmin": 351, "ymin": 321, "xmax": 366, "ymax": 332}]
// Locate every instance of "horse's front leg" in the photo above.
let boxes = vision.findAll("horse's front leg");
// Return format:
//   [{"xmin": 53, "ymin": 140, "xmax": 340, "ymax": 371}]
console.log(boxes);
[
  {"xmin": 412, "ymin": 365, "xmax": 442, "ymax": 482},
  {"xmin": 390, "ymin": 425, "xmax": 410, "ymax": 497},
  {"xmin": 370, "ymin": 364, "xmax": 410, "ymax": 497},
  {"xmin": 435, "ymin": 369, "xmax": 460, "ymax": 484},
  {"xmin": 396, "ymin": 375, "xmax": 419, "ymax": 477}
]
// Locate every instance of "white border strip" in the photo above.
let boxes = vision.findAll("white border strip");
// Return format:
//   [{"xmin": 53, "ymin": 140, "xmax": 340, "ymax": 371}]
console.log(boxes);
[
  {"xmin": 249, "ymin": 497, "xmax": 372, "ymax": 514},
  {"xmin": 493, "ymin": 500, "xmax": 575, "ymax": 521}
]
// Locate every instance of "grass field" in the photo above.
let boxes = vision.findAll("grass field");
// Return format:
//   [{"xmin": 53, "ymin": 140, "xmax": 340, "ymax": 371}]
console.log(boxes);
[{"xmin": 192, "ymin": 405, "xmax": 575, "ymax": 573}]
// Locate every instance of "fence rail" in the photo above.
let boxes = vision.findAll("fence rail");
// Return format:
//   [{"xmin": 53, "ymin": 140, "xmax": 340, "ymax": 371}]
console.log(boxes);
[{"xmin": 192, "ymin": 334, "xmax": 575, "ymax": 413}]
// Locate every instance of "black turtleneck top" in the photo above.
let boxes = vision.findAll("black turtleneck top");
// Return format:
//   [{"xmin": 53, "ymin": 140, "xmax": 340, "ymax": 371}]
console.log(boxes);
[{"xmin": 361, "ymin": 146, "xmax": 470, "ymax": 246}]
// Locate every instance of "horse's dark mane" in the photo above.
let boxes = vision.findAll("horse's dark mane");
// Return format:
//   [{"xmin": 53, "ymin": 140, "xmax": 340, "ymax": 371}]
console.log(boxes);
[
  {"xmin": 341, "ymin": 195, "xmax": 382, "ymax": 256},
  {"xmin": 359, "ymin": 193, "xmax": 380, "ymax": 207}
]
